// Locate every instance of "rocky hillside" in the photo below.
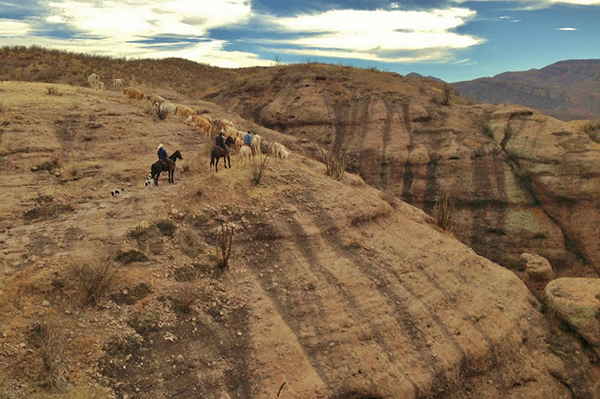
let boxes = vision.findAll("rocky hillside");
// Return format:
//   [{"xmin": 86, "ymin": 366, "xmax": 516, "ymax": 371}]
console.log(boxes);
[
  {"xmin": 1, "ymin": 81, "xmax": 600, "ymax": 399},
  {"xmin": 452, "ymin": 59, "xmax": 600, "ymax": 121},
  {"xmin": 203, "ymin": 63, "xmax": 600, "ymax": 280}
]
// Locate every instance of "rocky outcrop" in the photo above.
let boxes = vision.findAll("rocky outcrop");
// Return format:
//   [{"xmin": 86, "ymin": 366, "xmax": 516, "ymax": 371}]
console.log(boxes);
[
  {"xmin": 206, "ymin": 64, "xmax": 600, "ymax": 277},
  {"xmin": 545, "ymin": 278, "xmax": 600, "ymax": 356},
  {"xmin": 521, "ymin": 252, "xmax": 555, "ymax": 299}
]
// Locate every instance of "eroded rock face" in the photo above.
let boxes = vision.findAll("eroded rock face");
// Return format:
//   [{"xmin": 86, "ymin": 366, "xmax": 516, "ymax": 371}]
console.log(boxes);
[
  {"xmin": 207, "ymin": 65, "xmax": 600, "ymax": 277},
  {"xmin": 545, "ymin": 278, "xmax": 600, "ymax": 355}
]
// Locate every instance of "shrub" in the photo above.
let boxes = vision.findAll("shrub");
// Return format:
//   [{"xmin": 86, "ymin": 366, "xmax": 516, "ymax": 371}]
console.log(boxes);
[
  {"xmin": 156, "ymin": 219, "xmax": 177, "ymax": 237},
  {"xmin": 215, "ymin": 222, "xmax": 234, "ymax": 270},
  {"xmin": 433, "ymin": 191, "xmax": 456, "ymax": 232},
  {"xmin": 170, "ymin": 283, "xmax": 199, "ymax": 314},
  {"xmin": 63, "ymin": 163, "xmax": 81, "ymax": 180},
  {"xmin": 441, "ymin": 84, "xmax": 452, "ymax": 106},
  {"xmin": 128, "ymin": 221, "xmax": 157, "ymax": 241},
  {"xmin": 320, "ymin": 147, "xmax": 347, "ymax": 181},
  {"xmin": 67, "ymin": 257, "xmax": 117, "ymax": 305},
  {"xmin": 472, "ymin": 113, "xmax": 493, "ymax": 138},
  {"xmin": 27, "ymin": 323, "xmax": 68, "ymax": 389},
  {"xmin": 46, "ymin": 86, "xmax": 62, "ymax": 96},
  {"xmin": 127, "ymin": 311, "xmax": 161, "ymax": 336},
  {"xmin": 250, "ymin": 152, "xmax": 270, "ymax": 185},
  {"xmin": 114, "ymin": 249, "xmax": 148, "ymax": 264}
]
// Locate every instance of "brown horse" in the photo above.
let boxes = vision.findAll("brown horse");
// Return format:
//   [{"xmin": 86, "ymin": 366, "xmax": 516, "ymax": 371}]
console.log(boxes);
[{"xmin": 150, "ymin": 150, "xmax": 183, "ymax": 185}]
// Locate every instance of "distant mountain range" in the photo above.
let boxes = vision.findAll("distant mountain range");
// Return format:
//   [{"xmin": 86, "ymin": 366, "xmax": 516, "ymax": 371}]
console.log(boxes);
[{"xmin": 451, "ymin": 59, "xmax": 600, "ymax": 121}]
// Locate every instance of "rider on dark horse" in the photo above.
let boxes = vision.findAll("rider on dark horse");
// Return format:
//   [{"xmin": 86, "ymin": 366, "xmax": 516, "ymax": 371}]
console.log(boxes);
[
  {"xmin": 157, "ymin": 143, "xmax": 175, "ymax": 171},
  {"xmin": 215, "ymin": 130, "xmax": 230, "ymax": 158}
]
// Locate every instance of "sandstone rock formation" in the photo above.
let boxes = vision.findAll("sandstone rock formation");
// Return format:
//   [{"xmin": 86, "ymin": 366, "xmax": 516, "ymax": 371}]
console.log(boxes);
[
  {"xmin": 206, "ymin": 64, "xmax": 600, "ymax": 278},
  {"xmin": 545, "ymin": 278, "xmax": 600, "ymax": 356},
  {"xmin": 521, "ymin": 252, "xmax": 555, "ymax": 299}
]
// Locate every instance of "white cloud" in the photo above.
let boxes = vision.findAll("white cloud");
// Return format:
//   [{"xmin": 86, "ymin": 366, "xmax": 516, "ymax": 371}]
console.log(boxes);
[
  {"xmin": 451, "ymin": 0, "xmax": 600, "ymax": 5},
  {"xmin": 0, "ymin": 19, "xmax": 31, "ymax": 36},
  {"xmin": 4, "ymin": 0, "xmax": 270, "ymax": 68},
  {"xmin": 0, "ymin": 1, "xmax": 484, "ymax": 67},
  {"xmin": 261, "ymin": 8, "xmax": 483, "ymax": 63},
  {"xmin": 557, "ymin": 27, "xmax": 577, "ymax": 30},
  {"xmin": 46, "ymin": 0, "xmax": 253, "ymax": 40}
]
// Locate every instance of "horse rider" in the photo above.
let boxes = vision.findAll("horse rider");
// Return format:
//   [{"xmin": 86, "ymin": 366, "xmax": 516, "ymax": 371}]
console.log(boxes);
[
  {"xmin": 157, "ymin": 144, "xmax": 168, "ymax": 167},
  {"xmin": 216, "ymin": 130, "xmax": 230, "ymax": 158},
  {"xmin": 244, "ymin": 131, "xmax": 252, "ymax": 147}
]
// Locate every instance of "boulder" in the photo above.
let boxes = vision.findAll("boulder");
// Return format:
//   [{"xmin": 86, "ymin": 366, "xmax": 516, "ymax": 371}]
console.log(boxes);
[{"xmin": 545, "ymin": 278, "xmax": 600, "ymax": 355}]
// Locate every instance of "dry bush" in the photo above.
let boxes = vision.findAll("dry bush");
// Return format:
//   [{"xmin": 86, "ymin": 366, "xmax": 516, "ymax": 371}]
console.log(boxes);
[
  {"xmin": 46, "ymin": 86, "xmax": 62, "ymax": 96},
  {"xmin": 66, "ymin": 257, "xmax": 118, "ymax": 305},
  {"xmin": 127, "ymin": 311, "xmax": 161, "ymax": 336},
  {"xmin": 433, "ymin": 191, "xmax": 456, "ymax": 232},
  {"xmin": 215, "ymin": 222, "xmax": 234, "ymax": 270},
  {"xmin": 583, "ymin": 118, "xmax": 600, "ymax": 143},
  {"xmin": 471, "ymin": 113, "xmax": 493, "ymax": 138},
  {"xmin": 320, "ymin": 147, "xmax": 347, "ymax": 181},
  {"xmin": 27, "ymin": 323, "xmax": 68, "ymax": 389},
  {"xmin": 250, "ymin": 152, "xmax": 270, "ymax": 185},
  {"xmin": 177, "ymin": 228, "xmax": 204, "ymax": 258},
  {"xmin": 156, "ymin": 219, "xmax": 177, "ymax": 237},
  {"xmin": 114, "ymin": 248, "xmax": 148, "ymax": 264},
  {"xmin": 441, "ymin": 84, "xmax": 452, "ymax": 105},
  {"xmin": 170, "ymin": 283, "xmax": 199, "ymax": 313},
  {"xmin": 62, "ymin": 163, "xmax": 81, "ymax": 180},
  {"xmin": 128, "ymin": 221, "xmax": 158, "ymax": 241}
]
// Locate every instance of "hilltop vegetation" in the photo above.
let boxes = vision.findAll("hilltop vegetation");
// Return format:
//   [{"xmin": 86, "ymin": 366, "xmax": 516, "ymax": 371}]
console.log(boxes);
[{"xmin": 0, "ymin": 45, "xmax": 243, "ymax": 98}]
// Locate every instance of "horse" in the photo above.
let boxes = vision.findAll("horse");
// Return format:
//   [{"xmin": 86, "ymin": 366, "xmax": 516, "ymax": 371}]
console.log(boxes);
[
  {"xmin": 210, "ymin": 146, "xmax": 230, "ymax": 172},
  {"xmin": 150, "ymin": 150, "xmax": 183, "ymax": 186}
]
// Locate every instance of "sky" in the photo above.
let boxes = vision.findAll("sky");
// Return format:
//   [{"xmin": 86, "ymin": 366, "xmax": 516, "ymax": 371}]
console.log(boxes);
[{"xmin": 0, "ymin": 0, "xmax": 599, "ymax": 82}]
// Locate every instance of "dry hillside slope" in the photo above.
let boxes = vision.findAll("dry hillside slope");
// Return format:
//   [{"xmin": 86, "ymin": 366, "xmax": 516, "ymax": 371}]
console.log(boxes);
[{"xmin": 1, "ymin": 82, "xmax": 600, "ymax": 398}]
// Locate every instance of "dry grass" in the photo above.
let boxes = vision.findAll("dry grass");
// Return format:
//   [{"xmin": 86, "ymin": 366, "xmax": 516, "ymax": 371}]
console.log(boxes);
[
  {"xmin": 65, "ymin": 257, "xmax": 118, "ymax": 305},
  {"xmin": 320, "ymin": 147, "xmax": 347, "ymax": 181},
  {"xmin": 27, "ymin": 322, "xmax": 69, "ymax": 389},
  {"xmin": 433, "ymin": 191, "xmax": 456, "ymax": 232},
  {"xmin": 0, "ymin": 45, "xmax": 241, "ymax": 98},
  {"xmin": 250, "ymin": 152, "xmax": 270, "ymax": 185},
  {"xmin": 215, "ymin": 222, "xmax": 234, "ymax": 270}
]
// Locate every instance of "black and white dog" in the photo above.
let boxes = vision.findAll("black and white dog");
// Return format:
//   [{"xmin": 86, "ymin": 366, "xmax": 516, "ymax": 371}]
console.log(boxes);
[
  {"xmin": 144, "ymin": 173, "xmax": 152, "ymax": 188},
  {"xmin": 111, "ymin": 187, "xmax": 125, "ymax": 196}
]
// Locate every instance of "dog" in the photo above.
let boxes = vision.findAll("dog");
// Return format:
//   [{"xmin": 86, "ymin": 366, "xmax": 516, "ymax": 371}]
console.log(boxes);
[
  {"xmin": 110, "ymin": 187, "xmax": 125, "ymax": 196},
  {"xmin": 144, "ymin": 173, "xmax": 152, "ymax": 188}
]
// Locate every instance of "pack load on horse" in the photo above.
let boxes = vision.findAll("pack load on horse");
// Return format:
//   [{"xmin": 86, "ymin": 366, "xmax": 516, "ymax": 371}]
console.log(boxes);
[{"xmin": 150, "ymin": 148, "xmax": 183, "ymax": 186}]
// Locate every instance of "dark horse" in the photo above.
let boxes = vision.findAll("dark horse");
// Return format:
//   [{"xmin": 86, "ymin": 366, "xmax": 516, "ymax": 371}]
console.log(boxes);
[
  {"xmin": 151, "ymin": 150, "xmax": 183, "ymax": 186},
  {"xmin": 210, "ymin": 146, "xmax": 230, "ymax": 172}
]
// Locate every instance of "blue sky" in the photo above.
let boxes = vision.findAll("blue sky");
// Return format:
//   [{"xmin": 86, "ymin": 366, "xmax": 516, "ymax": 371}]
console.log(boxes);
[{"xmin": 0, "ymin": 0, "xmax": 598, "ymax": 82}]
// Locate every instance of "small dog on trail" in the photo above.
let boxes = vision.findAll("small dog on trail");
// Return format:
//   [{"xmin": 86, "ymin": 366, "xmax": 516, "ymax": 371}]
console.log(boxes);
[
  {"xmin": 144, "ymin": 173, "xmax": 152, "ymax": 188},
  {"xmin": 111, "ymin": 188, "xmax": 124, "ymax": 196}
]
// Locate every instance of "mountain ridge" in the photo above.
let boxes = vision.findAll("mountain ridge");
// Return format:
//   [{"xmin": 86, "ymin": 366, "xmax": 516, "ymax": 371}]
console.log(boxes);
[{"xmin": 452, "ymin": 59, "xmax": 600, "ymax": 121}]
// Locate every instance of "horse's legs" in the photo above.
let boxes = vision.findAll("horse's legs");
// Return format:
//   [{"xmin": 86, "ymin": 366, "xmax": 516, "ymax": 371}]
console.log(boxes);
[{"xmin": 226, "ymin": 156, "xmax": 231, "ymax": 168}]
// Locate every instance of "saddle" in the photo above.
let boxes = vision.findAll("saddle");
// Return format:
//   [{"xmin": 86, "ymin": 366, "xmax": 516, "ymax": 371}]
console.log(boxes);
[
  {"xmin": 161, "ymin": 158, "xmax": 174, "ymax": 170},
  {"xmin": 213, "ymin": 145, "xmax": 226, "ymax": 154}
]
